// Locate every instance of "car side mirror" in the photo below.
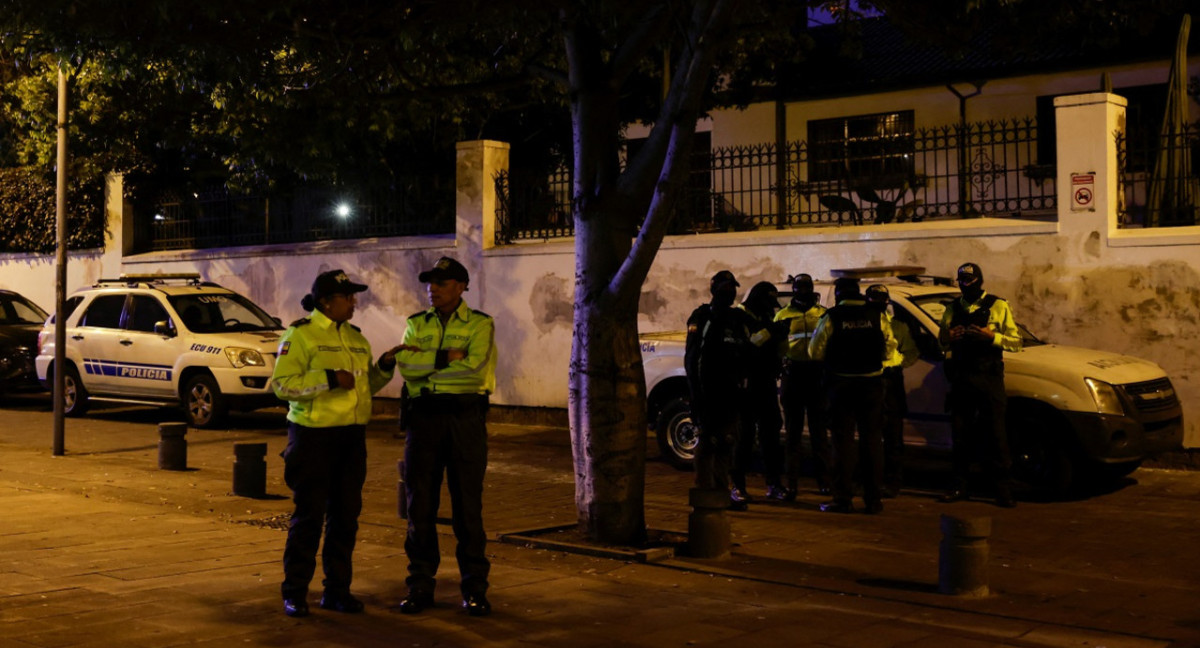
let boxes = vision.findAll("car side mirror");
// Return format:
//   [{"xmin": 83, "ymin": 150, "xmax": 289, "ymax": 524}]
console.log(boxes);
[{"xmin": 154, "ymin": 320, "xmax": 176, "ymax": 337}]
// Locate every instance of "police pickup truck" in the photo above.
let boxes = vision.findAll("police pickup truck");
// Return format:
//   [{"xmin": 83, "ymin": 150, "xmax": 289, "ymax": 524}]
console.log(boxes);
[
  {"xmin": 642, "ymin": 267, "xmax": 1183, "ymax": 493},
  {"xmin": 36, "ymin": 273, "xmax": 284, "ymax": 428}
]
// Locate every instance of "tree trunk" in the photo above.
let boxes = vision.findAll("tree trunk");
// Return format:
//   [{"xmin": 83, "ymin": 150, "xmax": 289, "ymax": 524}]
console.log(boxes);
[{"xmin": 568, "ymin": 289, "xmax": 648, "ymax": 544}]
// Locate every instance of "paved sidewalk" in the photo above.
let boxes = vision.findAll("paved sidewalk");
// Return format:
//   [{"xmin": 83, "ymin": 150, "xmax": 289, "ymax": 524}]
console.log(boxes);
[{"xmin": 0, "ymin": 397, "xmax": 1197, "ymax": 647}]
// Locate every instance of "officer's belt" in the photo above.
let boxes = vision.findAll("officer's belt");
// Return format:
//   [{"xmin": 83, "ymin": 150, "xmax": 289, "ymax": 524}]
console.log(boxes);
[{"xmin": 412, "ymin": 391, "xmax": 488, "ymax": 407}]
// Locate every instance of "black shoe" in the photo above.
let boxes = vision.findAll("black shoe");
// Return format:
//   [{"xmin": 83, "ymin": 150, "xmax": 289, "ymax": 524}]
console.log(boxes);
[
  {"xmin": 880, "ymin": 484, "xmax": 900, "ymax": 499},
  {"xmin": 939, "ymin": 488, "xmax": 968, "ymax": 503},
  {"xmin": 995, "ymin": 490, "xmax": 1017, "ymax": 508},
  {"xmin": 399, "ymin": 592, "xmax": 434, "ymax": 615},
  {"xmin": 730, "ymin": 487, "xmax": 751, "ymax": 504},
  {"xmin": 819, "ymin": 500, "xmax": 854, "ymax": 514},
  {"xmin": 283, "ymin": 597, "xmax": 310, "ymax": 617},
  {"xmin": 462, "ymin": 593, "xmax": 492, "ymax": 617},
  {"xmin": 727, "ymin": 498, "xmax": 749, "ymax": 511},
  {"xmin": 863, "ymin": 500, "xmax": 884, "ymax": 515},
  {"xmin": 765, "ymin": 485, "xmax": 789, "ymax": 501},
  {"xmin": 320, "ymin": 591, "xmax": 364, "ymax": 613}
]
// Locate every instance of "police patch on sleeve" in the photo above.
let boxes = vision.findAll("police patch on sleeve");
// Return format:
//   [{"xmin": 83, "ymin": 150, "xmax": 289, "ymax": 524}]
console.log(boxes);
[{"xmin": 279, "ymin": 341, "xmax": 291, "ymax": 356}]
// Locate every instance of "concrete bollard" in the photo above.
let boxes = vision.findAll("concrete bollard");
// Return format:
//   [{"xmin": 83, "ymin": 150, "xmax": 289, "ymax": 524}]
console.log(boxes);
[
  {"xmin": 157, "ymin": 423, "xmax": 188, "ymax": 471},
  {"xmin": 397, "ymin": 459, "xmax": 409, "ymax": 520},
  {"xmin": 938, "ymin": 514, "xmax": 992, "ymax": 597},
  {"xmin": 686, "ymin": 488, "xmax": 731, "ymax": 559},
  {"xmin": 232, "ymin": 442, "xmax": 268, "ymax": 498}
]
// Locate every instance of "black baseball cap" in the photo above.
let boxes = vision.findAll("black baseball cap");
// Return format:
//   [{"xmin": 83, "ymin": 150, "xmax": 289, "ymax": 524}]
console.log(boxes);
[
  {"xmin": 418, "ymin": 257, "xmax": 470, "ymax": 284},
  {"xmin": 865, "ymin": 284, "xmax": 889, "ymax": 302},
  {"xmin": 956, "ymin": 262, "xmax": 983, "ymax": 286},
  {"xmin": 833, "ymin": 276, "xmax": 860, "ymax": 298},
  {"xmin": 710, "ymin": 270, "xmax": 739, "ymax": 289},
  {"xmin": 311, "ymin": 269, "xmax": 368, "ymax": 299}
]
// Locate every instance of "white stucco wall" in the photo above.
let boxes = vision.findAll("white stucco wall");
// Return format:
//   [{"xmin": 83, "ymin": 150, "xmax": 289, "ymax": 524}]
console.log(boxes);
[{"xmin": 3, "ymin": 89, "xmax": 1200, "ymax": 447}]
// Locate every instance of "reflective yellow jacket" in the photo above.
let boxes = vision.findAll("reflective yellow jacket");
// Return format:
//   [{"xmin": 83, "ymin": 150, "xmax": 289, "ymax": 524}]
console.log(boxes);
[
  {"xmin": 774, "ymin": 302, "xmax": 827, "ymax": 362},
  {"xmin": 271, "ymin": 309, "xmax": 394, "ymax": 427},
  {"xmin": 396, "ymin": 299, "xmax": 496, "ymax": 396}
]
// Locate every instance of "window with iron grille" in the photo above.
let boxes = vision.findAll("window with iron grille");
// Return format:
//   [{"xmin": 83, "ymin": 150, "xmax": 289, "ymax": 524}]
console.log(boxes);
[{"xmin": 807, "ymin": 110, "xmax": 915, "ymax": 184}]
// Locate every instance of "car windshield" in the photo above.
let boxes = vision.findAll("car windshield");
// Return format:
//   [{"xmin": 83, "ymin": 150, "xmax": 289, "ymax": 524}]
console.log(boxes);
[
  {"xmin": 168, "ymin": 293, "xmax": 281, "ymax": 333},
  {"xmin": 0, "ymin": 293, "xmax": 49, "ymax": 325},
  {"xmin": 909, "ymin": 293, "xmax": 1045, "ymax": 347}
]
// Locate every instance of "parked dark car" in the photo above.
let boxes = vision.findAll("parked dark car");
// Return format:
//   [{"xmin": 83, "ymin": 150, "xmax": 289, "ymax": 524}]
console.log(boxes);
[{"xmin": 0, "ymin": 290, "xmax": 50, "ymax": 397}]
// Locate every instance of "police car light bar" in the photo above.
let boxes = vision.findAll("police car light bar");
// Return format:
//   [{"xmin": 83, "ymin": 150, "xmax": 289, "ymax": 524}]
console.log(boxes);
[
  {"xmin": 95, "ymin": 273, "xmax": 204, "ymax": 287},
  {"xmin": 829, "ymin": 265, "xmax": 926, "ymax": 279}
]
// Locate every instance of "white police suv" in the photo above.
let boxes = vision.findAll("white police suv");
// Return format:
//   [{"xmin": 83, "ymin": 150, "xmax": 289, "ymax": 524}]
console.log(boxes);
[{"xmin": 35, "ymin": 273, "xmax": 284, "ymax": 427}]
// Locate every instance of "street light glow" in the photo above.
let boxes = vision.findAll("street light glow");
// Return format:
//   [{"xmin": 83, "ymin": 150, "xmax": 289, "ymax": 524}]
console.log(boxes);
[{"xmin": 335, "ymin": 203, "xmax": 352, "ymax": 218}]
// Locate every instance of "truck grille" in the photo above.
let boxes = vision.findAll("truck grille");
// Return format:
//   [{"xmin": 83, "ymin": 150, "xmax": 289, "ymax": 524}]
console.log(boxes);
[{"xmin": 1122, "ymin": 377, "xmax": 1179, "ymax": 413}]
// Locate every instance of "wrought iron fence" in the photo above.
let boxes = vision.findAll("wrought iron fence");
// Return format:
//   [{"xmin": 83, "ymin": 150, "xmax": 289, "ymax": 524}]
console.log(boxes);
[
  {"xmin": 145, "ymin": 179, "xmax": 455, "ymax": 252},
  {"xmin": 1117, "ymin": 124, "xmax": 1200, "ymax": 228},
  {"xmin": 496, "ymin": 118, "xmax": 1056, "ymax": 243}
]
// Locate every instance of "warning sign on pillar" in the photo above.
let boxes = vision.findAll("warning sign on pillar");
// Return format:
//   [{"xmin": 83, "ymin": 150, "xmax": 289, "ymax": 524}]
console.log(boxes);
[{"xmin": 1071, "ymin": 173, "xmax": 1095, "ymax": 212}]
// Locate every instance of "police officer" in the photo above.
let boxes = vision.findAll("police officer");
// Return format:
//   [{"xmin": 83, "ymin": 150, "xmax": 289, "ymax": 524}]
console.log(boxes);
[
  {"xmin": 732, "ymin": 281, "xmax": 788, "ymax": 504},
  {"xmin": 685, "ymin": 270, "xmax": 752, "ymax": 508},
  {"xmin": 809, "ymin": 277, "xmax": 896, "ymax": 514},
  {"xmin": 272, "ymin": 269, "xmax": 398, "ymax": 618},
  {"xmin": 394, "ymin": 257, "xmax": 497, "ymax": 616},
  {"xmin": 939, "ymin": 262, "xmax": 1021, "ymax": 508},
  {"xmin": 865, "ymin": 285, "xmax": 918, "ymax": 497},
  {"xmin": 773, "ymin": 273, "xmax": 830, "ymax": 499}
]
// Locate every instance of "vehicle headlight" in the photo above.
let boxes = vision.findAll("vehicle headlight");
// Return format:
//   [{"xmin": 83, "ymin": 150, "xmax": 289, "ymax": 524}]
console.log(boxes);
[
  {"xmin": 1085, "ymin": 377, "xmax": 1126, "ymax": 416},
  {"xmin": 225, "ymin": 347, "xmax": 265, "ymax": 369}
]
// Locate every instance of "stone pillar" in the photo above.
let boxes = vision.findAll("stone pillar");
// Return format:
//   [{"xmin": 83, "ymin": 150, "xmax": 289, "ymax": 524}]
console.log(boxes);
[
  {"xmin": 455, "ymin": 140, "xmax": 510, "ymax": 314},
  {"xmin": 456, "ymin": 140, "xmax": 511, "ymax": 253},
  {"xmin": 157, "ymin": 422, "xmax": 188, "ymax": 471},
  {"xmin": 1054, "ymin": 92, "xmax": 1127, "ymax": 243},
  {"xmin": 232, "ymin": 442, "xmax": 268, "ymax": 498}
]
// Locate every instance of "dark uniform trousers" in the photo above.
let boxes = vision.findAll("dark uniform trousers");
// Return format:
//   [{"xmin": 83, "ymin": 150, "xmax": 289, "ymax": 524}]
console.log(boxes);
[
  {"xmin": 733, "ymin": 373, "xmax": 784, "ymax": 490},
  {"xmin": 881, "ymin": 368, "xmax": 907, "ymax": 489},
  {"xmin": 781, "ymin": 362, "xmax": 831, "ymax": 490},
  {"xmin": 695, "ymin": 401, "xmax": 740, "ymax": 491},
  {"xmin": 281, "ymin": 423, "xmax": 367, "ymax": 599},
  {"xmin": 827, "ymin": 375, "xmax": 884, "ymax": 504},
  {"xmin": 403, "ymin": 393, "xmax": 490, "ymax": 597},
  {"xmin": 948, "ymin": 365, "xmax": 1012, "ymax": 490}
]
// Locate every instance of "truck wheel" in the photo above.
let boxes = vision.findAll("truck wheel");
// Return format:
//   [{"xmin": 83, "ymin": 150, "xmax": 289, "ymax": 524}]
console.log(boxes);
[
  {"xmin": 1008, "ymin": 411, "xmax": 1074, "ymax": 496},
  {"xmin": 183, "ymin": 374, "xmax": 227, "ymax": 428},
  {"xmin": 59, "ymin": 364, "xmax": 90, "ymax": 417},
  {"xmin": 656, "ymin": 397, "xmax": 698, "ymax": 471}
]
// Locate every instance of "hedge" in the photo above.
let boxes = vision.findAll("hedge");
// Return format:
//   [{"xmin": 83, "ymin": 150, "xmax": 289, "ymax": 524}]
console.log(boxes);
[{"xmin": 0, "ymin": 167, "xmax": 106, "ymax": 253}]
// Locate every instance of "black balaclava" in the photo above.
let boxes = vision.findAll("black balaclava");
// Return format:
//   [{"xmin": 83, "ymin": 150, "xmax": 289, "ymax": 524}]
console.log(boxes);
[
  {"xmin": 790, "ymin": 273, "xmax": 817, "ymax": 310},
  {"xmin": 744, "ymin": 281, "xmax": 781, "ymax": 319},
  {"xmin": 957, "ymin": 262, "xmax": 984, "ymax": 302},
  {"xmin": 710, "ymin": 270, "xmax": 739, "ymax": 308}
]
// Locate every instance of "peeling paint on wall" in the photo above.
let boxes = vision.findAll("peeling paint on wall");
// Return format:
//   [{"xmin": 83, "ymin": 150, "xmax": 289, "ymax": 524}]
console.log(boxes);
[{"xmin": 530, "ymin": 273, "xmax": 572, "ymax": 334}]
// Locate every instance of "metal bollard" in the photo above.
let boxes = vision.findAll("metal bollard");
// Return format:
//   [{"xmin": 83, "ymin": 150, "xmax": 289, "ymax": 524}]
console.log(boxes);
[
  {"xmin": 157, "ymin": 423, "xmax": 188, "ymax": 471},
  {"xmin": 397, "ymin": 459, "xmax": 408, "ymax": 520},
  {"xmin": 938, "ymin": 514, "xmax": 992, "ymax": 597},
  {"xmin": 686, "ymin": 487, "xmax": 731, "ymax": 559},
  {"xmin": 232, "ymin": 442, "xmax": 268, "ymax": 498}
]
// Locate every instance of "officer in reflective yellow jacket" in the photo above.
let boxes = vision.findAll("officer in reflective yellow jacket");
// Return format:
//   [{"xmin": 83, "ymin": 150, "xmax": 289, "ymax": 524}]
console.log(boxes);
[
  {"xmin": 392, "ymin": 256, "xmax": 496, "ymax": 618},
  {"xmin": 773, "ymin": 273, "xmax": 831, "ymax": 498},
  {"xmin": 271, "ymin": 269, "xmax": 397, "ymax": 618}
]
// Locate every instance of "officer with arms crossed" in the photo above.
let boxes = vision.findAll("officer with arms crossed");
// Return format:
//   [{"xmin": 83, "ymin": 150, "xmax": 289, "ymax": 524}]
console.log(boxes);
[
  {"xmin": 393, "ymin": 257, "xmax": 498, "ymax": 617},
  {"xmin": 939, "ymin": 262, "xmax": 1022, "ymax": 507},
  {"xmin": 272, "ymin": 269, "xmax": 399, "ymax": 618},
  {"xmin": 809, "ymin": 277, "xmax": 896, "ymax": 514},
  {"xmin": 774, "ymin": 273, "xmax": 831, "ymax": 499}
]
